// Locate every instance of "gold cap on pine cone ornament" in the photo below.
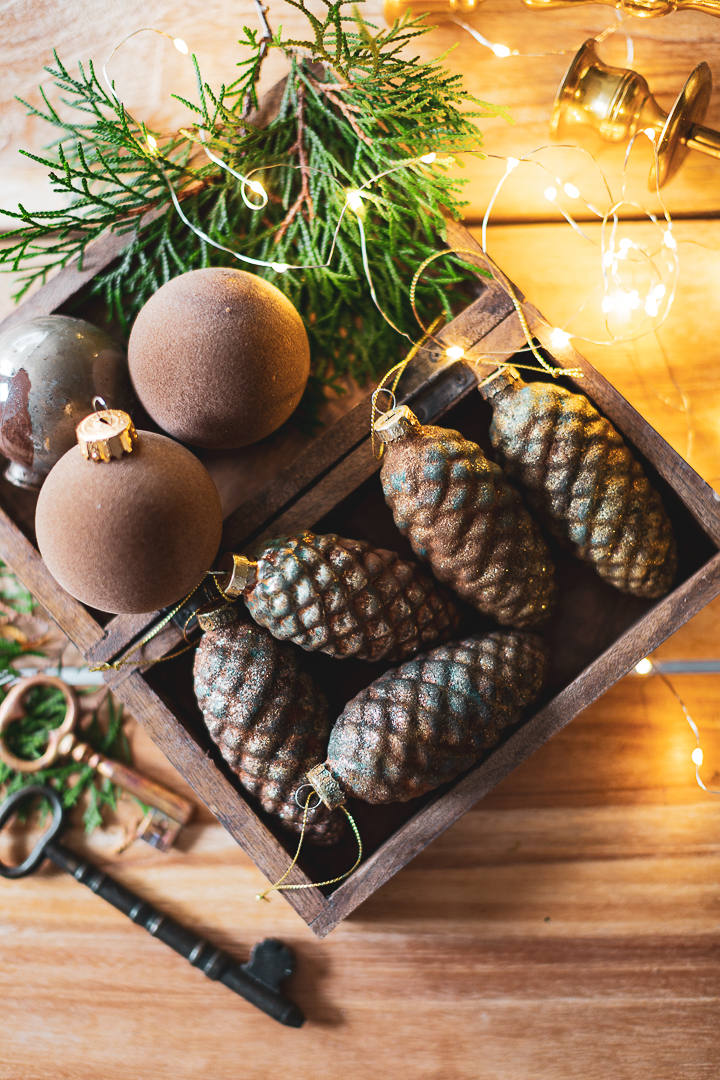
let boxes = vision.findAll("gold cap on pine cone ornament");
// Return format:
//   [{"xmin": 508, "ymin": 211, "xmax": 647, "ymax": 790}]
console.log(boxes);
[
  {"xmin": 77, "ymin": 408, "xmax": 137, "ymax": 462},
  {"xmin": 374, "ymin": 405, "xmax": 421, "ymax": 445},
  {"xmin": 218, "ymin": 553, "xmax": 258, "ymax": 597},
  {"xmin": 196, "ymin": 604, "xmax": 239, "ymax": 632},
  {"xmin": 376, "ymin": 404, "xmax": 557, "ymax": 629}
]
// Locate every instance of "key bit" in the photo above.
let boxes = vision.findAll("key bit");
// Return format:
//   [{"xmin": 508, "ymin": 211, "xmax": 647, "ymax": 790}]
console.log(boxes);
[
  {"xmin": 551, "ymin": 39, "xmax": 720, "ymax": 188},
  {"xmin": 0, "ymin": 785, "xmax": 305, "ymax": 1027}
]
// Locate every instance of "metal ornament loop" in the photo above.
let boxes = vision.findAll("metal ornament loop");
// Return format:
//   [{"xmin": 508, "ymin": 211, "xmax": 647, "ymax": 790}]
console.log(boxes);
[
  {"xmin": 293, "ymin": 784, "xmax": 322, "ymax": 811},
  {"xmin": 0, "ymin": 784, "xmax": 64, "ymax": 879},
  {"xmin": 0, "ymin": 675, "xmax": 79, "ymax": 773}
]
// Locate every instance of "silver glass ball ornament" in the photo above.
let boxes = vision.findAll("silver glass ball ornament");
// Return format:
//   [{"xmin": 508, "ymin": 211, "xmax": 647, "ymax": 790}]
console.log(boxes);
[{"xmin": 0, "ymin": 315, "xmax": 132, "ymax": 489}]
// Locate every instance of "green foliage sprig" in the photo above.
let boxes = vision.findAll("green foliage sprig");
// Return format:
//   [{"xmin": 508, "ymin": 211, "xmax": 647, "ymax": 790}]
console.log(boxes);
[
  {"xmin": 0, "ymin": 1, "xmax": 508, "ymax": 414},
  {"xmin": 0, "ymin": 563, "xmax": 130, "ymax": 834},
  {"xmin": 0, "ymin": 688, "xmax": 129, "ymax": 834}
]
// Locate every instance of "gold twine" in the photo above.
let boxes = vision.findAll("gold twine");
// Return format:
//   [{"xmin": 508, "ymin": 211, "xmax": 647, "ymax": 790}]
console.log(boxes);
[
  {"xmin": 89, "ymin": 571, "xmax": 232, "ymax": 672},
  {"xmin": 370, "ymin": 315, "xmax": 445, "ymax": 461},
  {"xmin": 256, "ymin": 792, "xmax": 363, "ymax": 901},
  {"xmin": 410, "ymin": 247, "xmax": 585, "ymax": 381}
]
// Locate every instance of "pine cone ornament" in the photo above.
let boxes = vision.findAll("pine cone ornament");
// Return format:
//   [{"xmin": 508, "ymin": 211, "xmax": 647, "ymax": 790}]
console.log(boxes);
[
  {"xmin": 193, "ymin": 605, "xmax": 343, "ymax": 844},
  {"xmin": 376, "ymin": 406, "xmax": 557, "ymax": 629},
  {"xmin": 219, "ymin": 532, "xmax": 461, "ymax": 662},
  {"xmin": 307, "ymin": 630, "xmax": 548, "ymax": 806},
  {"xmin": 480, "ymin": 370, "xmax": 677, "ymax": 599}
]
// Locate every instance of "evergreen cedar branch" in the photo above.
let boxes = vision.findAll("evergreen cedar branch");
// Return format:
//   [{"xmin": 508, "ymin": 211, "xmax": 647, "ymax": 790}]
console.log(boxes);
[
  {"xmin": 0, "ymin": 0, "xmax": 509, "ymax": 419},
  {"xmin": 0, "ymin": 564, "xmax": 131, "ymax": 834}
]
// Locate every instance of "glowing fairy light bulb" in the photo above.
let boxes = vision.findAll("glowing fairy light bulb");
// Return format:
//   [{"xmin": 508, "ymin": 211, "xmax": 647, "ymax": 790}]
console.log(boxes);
[
  {"xmin": 692, "ymin": 747, "xmax": 704, "ymax": 766},
  {"xmin": 563, "ymin": 183, "xmax": 579, "ymax": 199},
  {"xmin": 346, "ymin": 190, "xmax": 364, "ymax": 212},
  {"xmin": 644, "ymin": 128, "xmax": 656, "ymax": 141},
  {"xmin": 506, "ymin": 157, "xmax": 520, "ymax": 173},
  {"xmin": 645, "ymin": 297, "xmax": 659, "ymax": 317},
  {"xmin": 544, "ymin": 187, "xmax": 557, "ymax": 202},
  {"xmin": 652, "ymin": 284, "xmax": 666, "ymax": 300},
  {"xmin": 602, "ymin": 295, "xmax": 613, "ymax": 313},
  {"xmin": 248, "ymin": 180, "xmax": 266, "ymax": 196},
  {"xmin": 602, "ymin": 250, "xmax": 615, "ymax": 267},
  {"xmin": 173, "ymin": 38, "xmax": 189, "ymax": 54},
  {"xmin": 549, "ymin": 327, "xmax": 571, "ymax": 349},
  {"xmin": 663, "ymin": 229, "xmax": 677, "ymax": 250},
  {"xmin": 629, "ymin": 290, "xmax": 640, "ymax": 310},
  {"xmin": 492, "ymin": 43, "xmax": 511, "ymax": 57},
  {"xmin": 446, "ymin": 345, "xmax": 465, "ymax": 360},
  {"xmin": 635, "ymin": 658, "xmax": 653, "ymax": 675},
  {"xmin": 146, "ymin": 134, "xmax": 158, "ymax": 155},
  {"xmin": 271, "ymin": 262, "xmax": 289, "ymax": 273},
  {"xmin": 421, "ymin": 152, "xmax": 437, "ymax": 164}
]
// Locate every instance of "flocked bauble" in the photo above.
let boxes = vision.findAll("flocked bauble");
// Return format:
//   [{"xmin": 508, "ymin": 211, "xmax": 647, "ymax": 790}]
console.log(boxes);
[
  {"xmin": 0, "ymin": 315, "xmax": 131, "ymax": 490},
  {"xmin": 127, "ymin": 267, "xmax": 310, "ymax": 449},
  {"xmin": 219, "ymin": 531, "xmax": 462, "ymax": 662},
  {"xmin": 480, "ymin": 369, "xmax": 677, "ymax": 599},
  {"xmin": 193, "ymin": 605, "xmax": 342, "ymax": 845},
  {"xmin": 36, "ymin": 409, "xmax": 222, "ymax": 614},
  {"xmin": 376, "ymin": 406, "xmax": 557, "ymax": 629},
  {"xmin": 307, "ymin": 630, "xmax": 548, "ymax": 807}
]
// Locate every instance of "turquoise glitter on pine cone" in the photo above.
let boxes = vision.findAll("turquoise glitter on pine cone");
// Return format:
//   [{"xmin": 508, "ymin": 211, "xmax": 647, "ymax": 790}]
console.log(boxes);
[
  {"xmin": 243, "ymin": 532, "xmax": 461, "ymax": 661},
  {"xmin": 193, "ymin": 615, "xmax": 343, "ymax": 845},
  {"xmin": 380, "ymin": 423, "xmax": 557, "ymax": 629},
  {"xmin": 488, "ymin": 379, "xmax": 677, "ymax": 599},
  {"xmin": 323, "ymin": 631, "xmax": 548, "ymax": 804}
]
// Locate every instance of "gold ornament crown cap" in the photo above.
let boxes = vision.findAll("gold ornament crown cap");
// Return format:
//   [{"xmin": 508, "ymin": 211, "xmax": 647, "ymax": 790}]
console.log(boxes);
[
  {"xmin": 477, "ymin": 366, "xmax": 521, "ymax": 401},
  {"xmin": 217, "ymin": 552, "xmax": 258, "ymax": 598},
  {"xmin": 306, "ymin": 763, "xmax": 346, "ymax": 809},
  {"xmin": 374, "ymin": 405, "xmax": 421, "ymax": 444},
  {"xmin": 77, "ymin": 409, "xmax": 137, "ymax": 463},
  {"xmin": 197, "ymin": 604, "xmax": 239, "ymax": 632}
]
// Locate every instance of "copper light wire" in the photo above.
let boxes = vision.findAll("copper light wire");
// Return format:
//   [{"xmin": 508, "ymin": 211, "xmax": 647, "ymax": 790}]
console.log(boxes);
[{"xmin": 101, "ymin": 21, "xmax": 691, "ymax": 427}]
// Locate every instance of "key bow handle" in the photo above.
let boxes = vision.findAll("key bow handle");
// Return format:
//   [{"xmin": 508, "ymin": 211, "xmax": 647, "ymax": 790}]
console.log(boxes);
[
  {"xmin": 0, "ymin": 675, "xmax": 78, "ymax": 773},
  {"xmin": 0, "ymin": 784, "xmax": 64, "ymax": 878}
]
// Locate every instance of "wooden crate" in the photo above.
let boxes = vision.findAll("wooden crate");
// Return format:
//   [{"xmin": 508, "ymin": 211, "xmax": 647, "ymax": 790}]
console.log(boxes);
[{"xmin": 1, "ymin": 218, "xmax": 719, "ymax": 938}]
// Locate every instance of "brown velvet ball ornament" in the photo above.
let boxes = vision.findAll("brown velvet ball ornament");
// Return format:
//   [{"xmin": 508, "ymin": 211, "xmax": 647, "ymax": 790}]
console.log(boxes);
[
  {"xmin": 35, "ymin": 411, "xmax": 223, "ymax": 614},
  {"xmin": 127, "ymin": 267, "xmax": 311, "ymax": 448}
]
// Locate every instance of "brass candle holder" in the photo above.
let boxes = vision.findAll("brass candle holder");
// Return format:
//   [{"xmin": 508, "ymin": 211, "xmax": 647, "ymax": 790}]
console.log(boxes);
[
  {"xmin": 522, "ymin": 0, "xmax": 720, "ymax": 16},
  {"xmin": 551, "ymin": 39, "xmax": 720, "ymax": 187},
  {"xmin": 384, "ymin": 0, "xmax": 483, "ymax": 24}
]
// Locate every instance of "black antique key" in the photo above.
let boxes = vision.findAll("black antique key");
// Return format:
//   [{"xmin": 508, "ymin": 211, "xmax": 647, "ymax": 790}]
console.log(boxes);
[{"xmin": 0, "ymin": 785, "xmax": 304, "ymax": 1027}]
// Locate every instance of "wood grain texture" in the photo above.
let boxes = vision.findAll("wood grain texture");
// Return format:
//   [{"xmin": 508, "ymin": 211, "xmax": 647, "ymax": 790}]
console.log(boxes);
[
  {"xmin": 1, "ymin": 206, "xmax": 718, "ymax": 941},
  {"xmin": 310, "ymin": 549, "xmax": 720, "ymax": 935},
  {"xmin": 3, "ymin": 0, "xmax": 720, "ymax": 226},
  {"xmin": 1, "ymin": 661, "xmax": 719, "ymax": 1079},
  {"xmin": 2, "ymin": 4, "xmax": 720, "ymax": 1072}
]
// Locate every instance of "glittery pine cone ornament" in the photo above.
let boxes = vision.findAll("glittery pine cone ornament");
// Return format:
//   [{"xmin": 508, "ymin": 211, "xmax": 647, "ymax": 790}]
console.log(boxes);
[
  {"xmin": 193, "ymin": 605, "xmax": 343, "ymax": 844},
  {"xmin": 376, "ymin": 407, "xmax": 556, "ymax": 629},
  {"xmin": 218, "ymin": 532, "xmax": 461, "ymax": 662},
  {"xmin": 307, "ymin": 630, "xmax": 548, "ymax": 807},
  {"xmin": 481, "ymin": 370, "xmax": 677, "ymax": 598}
]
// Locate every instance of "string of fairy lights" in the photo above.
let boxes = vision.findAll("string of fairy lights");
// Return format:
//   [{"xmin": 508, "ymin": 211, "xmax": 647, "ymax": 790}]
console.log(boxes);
[
  {"xmin": 101, "ymin": 22, "xmax": 716, "ymax": 798},
  {"xmin": 634, "ymin": 658, "xmax": 720, "ymax": 795},
  {"xmin": 102, "ymin": 19, "xmax": 680, "ymax": 369}
]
